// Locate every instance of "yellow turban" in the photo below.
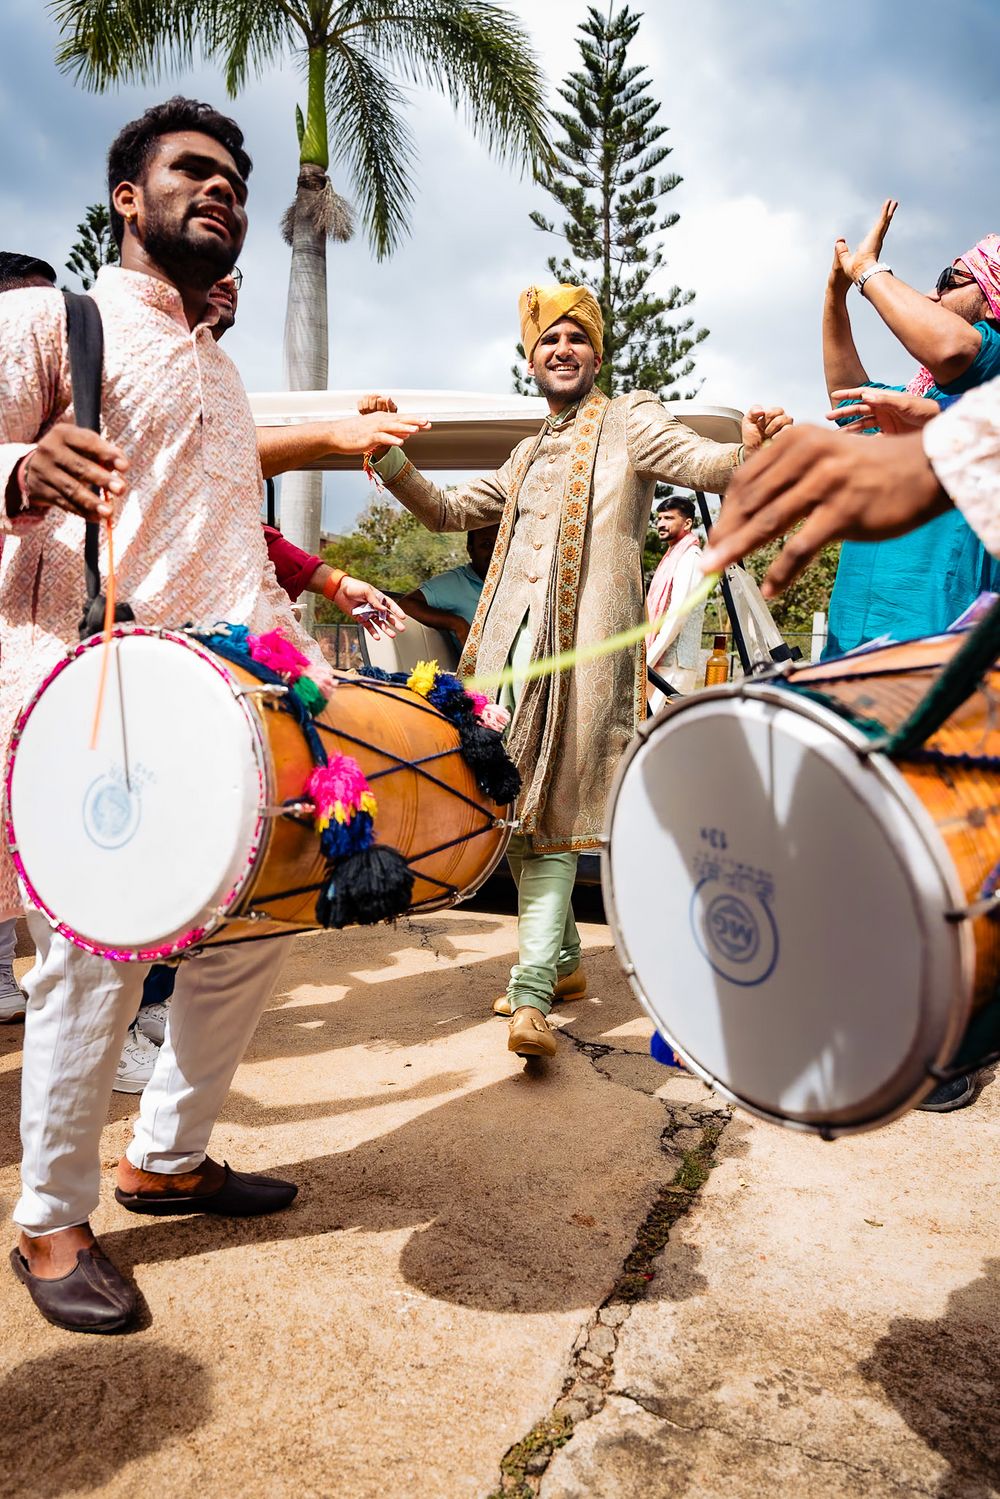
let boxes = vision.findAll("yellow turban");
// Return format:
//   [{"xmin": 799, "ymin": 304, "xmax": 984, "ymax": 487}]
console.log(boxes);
[{"xmin": 518, "ymin": 283, "xmax": 604, "ymax": 364}]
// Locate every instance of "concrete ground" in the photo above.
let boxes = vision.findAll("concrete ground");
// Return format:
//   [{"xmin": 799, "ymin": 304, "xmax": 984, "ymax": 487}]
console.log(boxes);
[{"xmin": 0, "ymin": 905, "xmax": 997, "ymax": 1499}]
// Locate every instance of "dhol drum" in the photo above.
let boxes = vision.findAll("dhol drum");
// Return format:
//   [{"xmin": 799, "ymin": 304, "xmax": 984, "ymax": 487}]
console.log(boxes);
[
  {"xmin": 604, "ymin": 629, "xmax": 1000, "ymax": 1136},
  {"xmin": 6, "ymin": 627, "xmax": 511, "ymax": 960}
]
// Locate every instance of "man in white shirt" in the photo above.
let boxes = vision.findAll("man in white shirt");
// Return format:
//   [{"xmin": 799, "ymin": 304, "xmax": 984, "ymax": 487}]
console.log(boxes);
[
  {"xmin": 0, "ymin": 98, "xmax": 387, "ymax": 1334},
  {"xmin": 645, "ymin": 495, "xmax": 706, "ymax": 705}
]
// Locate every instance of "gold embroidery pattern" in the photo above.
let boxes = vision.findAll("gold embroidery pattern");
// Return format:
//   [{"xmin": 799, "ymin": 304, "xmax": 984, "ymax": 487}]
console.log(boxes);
[
  {"xmin": 458, "ymin": 431, "xmax": 545, "ymax": 679},
  {"xmin": 523, "ymin": 388, "xmax": 609, "ymax": 831}
]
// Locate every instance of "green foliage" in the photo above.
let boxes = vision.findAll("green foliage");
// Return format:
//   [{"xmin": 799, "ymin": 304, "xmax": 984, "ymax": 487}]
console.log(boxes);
[
  {"xmin": 52, "ymin": 0, "xmax": 551, "ymax": 263},
  {"xmin": 744, "ymin": 535, "xmax": 841, "ymax": 634},
  {"xmin": 64, "ymin": 201, "xmax": 118, "ymax": 290},
  {"xmin": 514, "ymin": 4, "xmax": 706, "ymax": 399},
  {"xmin": 315, "ymin": 497, "xmax": 465, "ymax": 624}
]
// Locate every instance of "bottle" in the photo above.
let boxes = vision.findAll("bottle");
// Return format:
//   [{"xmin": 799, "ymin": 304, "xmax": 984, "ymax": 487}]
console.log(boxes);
[{"xmin": 704, "ymin": 634, "xmax": 729, "ymax": 687}]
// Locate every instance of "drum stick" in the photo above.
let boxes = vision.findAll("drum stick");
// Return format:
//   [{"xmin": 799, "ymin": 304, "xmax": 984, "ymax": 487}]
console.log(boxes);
[{"xmin": 89, "ymin": 506, "xmax": 116, "ymax": 752}]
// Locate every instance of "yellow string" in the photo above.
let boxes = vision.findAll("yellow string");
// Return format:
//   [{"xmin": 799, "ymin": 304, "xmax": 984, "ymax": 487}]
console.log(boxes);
[{"xmin": 466, "ymin": 572, "xmax": 720, "ymax": 692}]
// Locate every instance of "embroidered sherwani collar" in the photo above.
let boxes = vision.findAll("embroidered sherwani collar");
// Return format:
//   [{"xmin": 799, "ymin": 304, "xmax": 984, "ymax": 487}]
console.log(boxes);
[{"xmin": 544, "ymin": 401, "xmax": 580, "ymax": 430}]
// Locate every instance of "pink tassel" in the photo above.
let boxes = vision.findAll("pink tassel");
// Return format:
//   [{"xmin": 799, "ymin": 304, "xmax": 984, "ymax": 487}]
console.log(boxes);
[
  {"xmin": 249, "ymin": 630, "xmax": 311, "ymax": 679},
  {"xmin": 306, "ymin": 756, "xmax": 376, "ymax": 827}
]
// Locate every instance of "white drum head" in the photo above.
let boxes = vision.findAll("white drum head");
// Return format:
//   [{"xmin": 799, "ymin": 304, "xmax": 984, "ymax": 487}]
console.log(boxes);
[
  {"xmin": 8, "ymin": 632, "xmax": 266, "ymax": 954},
  {"xmin": 604, "ymin": 690, "xmax": 971, "ymax": 1133}
]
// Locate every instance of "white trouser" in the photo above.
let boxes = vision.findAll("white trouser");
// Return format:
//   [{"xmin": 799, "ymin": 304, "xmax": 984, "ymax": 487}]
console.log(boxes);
[
  {"xmin": 16, "ymin": 909, "xmax": 293, "ymax": 1235},
  {"xmin": 0, "ymin": 916, "xmax": 17, "ymax": 966}
]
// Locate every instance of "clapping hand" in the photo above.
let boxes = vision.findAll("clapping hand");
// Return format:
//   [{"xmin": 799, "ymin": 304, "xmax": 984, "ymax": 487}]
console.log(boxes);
[
  {"xmin": 740, "ymin": 406, "xmax": 794, "ymax": 453},
  {"xmin": 835, "ymin": 198, "xmax": 898, "ymax": 284}
]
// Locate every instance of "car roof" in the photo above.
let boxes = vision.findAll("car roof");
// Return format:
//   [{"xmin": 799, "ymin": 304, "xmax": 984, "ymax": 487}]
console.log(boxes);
[{"xmin": 248, "ymin": 389, "xmax": 744, "ymax": 471}]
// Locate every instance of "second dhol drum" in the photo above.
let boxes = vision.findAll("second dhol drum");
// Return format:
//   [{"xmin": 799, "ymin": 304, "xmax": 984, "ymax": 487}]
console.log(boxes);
[{"xmin": 604, "ymin": 630, "xmax": 1000, "ymax": 1136}]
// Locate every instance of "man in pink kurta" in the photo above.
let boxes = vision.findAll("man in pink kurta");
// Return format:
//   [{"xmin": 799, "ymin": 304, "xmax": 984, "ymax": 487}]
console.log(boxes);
[{"xmin": 0, "ymin": 98, "xmax": 369, "ymax": 1334}]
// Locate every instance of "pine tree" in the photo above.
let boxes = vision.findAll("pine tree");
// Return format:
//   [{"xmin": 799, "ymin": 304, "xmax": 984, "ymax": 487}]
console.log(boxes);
[
  {"xmin": 514, "ymin": 3, "xmax": 706, "ymax": 400},
  {"xmin": 65, "ymin": 203, "xmax": 119, "ymax": 290}
]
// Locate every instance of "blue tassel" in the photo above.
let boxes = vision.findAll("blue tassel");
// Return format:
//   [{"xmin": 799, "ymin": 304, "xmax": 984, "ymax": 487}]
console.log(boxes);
[{"xmin": 319, "ymin": 810, "xmax": 374, "ymax": 862}]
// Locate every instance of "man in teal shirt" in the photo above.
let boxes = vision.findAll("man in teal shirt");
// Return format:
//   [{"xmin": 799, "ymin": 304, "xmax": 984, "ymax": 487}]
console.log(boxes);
[
  {"xmin": 822, "ymin": 204, "xmax": 1000, "ymax": 655},
  {"xmin": 398, "ymin": 524, "xmax": 499, "ymax": 651}
]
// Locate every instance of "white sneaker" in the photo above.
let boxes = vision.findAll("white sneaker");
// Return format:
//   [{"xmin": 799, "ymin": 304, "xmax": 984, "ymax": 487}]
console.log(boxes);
[
  {"xmin": 135, "ymin": 1000, "xmax": 170, "ymax": 1047},
  {"xmin": 114, "ymin": 1023, "xmax": 160, "ymax": 1094},
  {"xmin": 0, "ymin": 964, "xmax": 26, "ymax": 1023}
]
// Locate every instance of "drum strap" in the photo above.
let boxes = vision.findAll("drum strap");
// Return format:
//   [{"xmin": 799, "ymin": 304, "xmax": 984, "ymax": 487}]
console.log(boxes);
[{"xmin": 62, "ymin": 291, "xmax": 135, "ymax": 640}]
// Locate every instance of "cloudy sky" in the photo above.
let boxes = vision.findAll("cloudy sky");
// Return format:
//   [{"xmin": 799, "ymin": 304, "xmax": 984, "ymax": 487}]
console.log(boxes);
[{"xmin": 2, "ymin": 0, "xmax": 995, "ymax": 530}]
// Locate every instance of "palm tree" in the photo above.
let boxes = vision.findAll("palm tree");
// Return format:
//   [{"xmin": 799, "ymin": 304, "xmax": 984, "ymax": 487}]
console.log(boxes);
[{"xmin": 51, "ymin": 1, "xmax": 550, "ymax": 570}]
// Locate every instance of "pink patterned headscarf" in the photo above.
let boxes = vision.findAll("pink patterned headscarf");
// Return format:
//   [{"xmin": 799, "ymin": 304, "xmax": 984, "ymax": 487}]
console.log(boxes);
[
  {"xmin": 958, "ymin": 233, "xmax": 1000, "ymax": 322},
  {"xmin": 907, "ymin": 234, "xmax": 1000, "ymax": 395}
]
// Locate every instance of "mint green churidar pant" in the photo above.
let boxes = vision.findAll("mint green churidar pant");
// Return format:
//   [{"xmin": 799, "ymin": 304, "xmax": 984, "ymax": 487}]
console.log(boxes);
[{"xmin": 500, "ymin": 619, "xmax": 582, "ymax": 1016}]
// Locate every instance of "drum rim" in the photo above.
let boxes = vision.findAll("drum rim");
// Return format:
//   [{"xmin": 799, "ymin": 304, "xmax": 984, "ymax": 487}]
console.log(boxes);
[
  {"xmin": 6, "ymin": 625, "xmax": 272, "ymax": 960},
  {"xmin": 602, "ymin": 681, "xmax": 975, "ymax": 1136}
]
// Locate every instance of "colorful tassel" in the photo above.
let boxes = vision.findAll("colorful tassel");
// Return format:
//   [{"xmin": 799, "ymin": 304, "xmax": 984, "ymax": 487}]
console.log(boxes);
[
  {"xmin": 407, "ymin": 659, "xmax": 438, "ymax": 698},
  {"xmin": 307, "ymin": 757, "xmax": 377, "ymax": 834},
  {"xmin": 292, "ymin": 675, "xmax": 329, "ymax": 715},
  {"xmin": 250, "ymin": 630, "xmax": 312, "ymax": 679}
]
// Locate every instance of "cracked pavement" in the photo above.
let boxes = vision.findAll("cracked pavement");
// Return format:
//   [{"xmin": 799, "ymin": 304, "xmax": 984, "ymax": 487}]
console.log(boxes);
[{"xmin": 1, "ymin": 905, "xmax": 997, "ymax": 1498}]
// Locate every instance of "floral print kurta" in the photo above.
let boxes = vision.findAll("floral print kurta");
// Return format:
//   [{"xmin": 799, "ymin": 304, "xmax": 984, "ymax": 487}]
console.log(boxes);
[{"xmin": 0, "ymin": 267, "xmax": 322, "ymax": 917}]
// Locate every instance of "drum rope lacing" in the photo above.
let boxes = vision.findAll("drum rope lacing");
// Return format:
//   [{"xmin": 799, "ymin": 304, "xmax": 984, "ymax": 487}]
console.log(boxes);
[{"xmin": 192, "ymin": 632, "xmax": 515, "ymax": 914}]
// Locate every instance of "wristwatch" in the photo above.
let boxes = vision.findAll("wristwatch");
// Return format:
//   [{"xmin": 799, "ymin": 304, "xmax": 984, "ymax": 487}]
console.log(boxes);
[{"xmin": 856, "ymin": 262, "xmax": 893, "ymax": 297}]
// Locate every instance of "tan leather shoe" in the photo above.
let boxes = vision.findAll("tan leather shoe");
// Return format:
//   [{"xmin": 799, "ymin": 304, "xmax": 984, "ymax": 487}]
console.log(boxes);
[
  {"xmin": 508, "ymin": 1006, "xmax": 557, "ymax": 1058},
  {"xmin": 493, "ymin": 968, "xmax": 586, "ymax": 1016},
  {"xmin": 553, "ymin": 968, "xmax": 587, "ymax": 1001}
]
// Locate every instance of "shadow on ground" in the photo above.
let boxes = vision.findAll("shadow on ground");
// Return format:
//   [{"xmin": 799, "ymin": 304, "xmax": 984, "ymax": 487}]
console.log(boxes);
[
  {"xmin": 859, "ymin": 1256, "xmax": 1000, "ymax": 1499},
  {"xmin": 0, "ymin": 1341, "xmax": 211, "ymax": 1497}
]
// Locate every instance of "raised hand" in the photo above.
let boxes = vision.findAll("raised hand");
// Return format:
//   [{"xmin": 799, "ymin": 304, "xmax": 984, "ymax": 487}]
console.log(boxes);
[
  {"xmin": 334, "ymin": 410, "xmax": 430, "ymax": 454},
  {"xmin": 701, "ymin": 425, "xmax": 949, "ymax": 595},
  {"xmin": 835, "ymin": 198, "xmax": 898, "ymax": 284},
  {"xmin": 357, "ymin": 392, "xmax": 399, "ymax": 416},
  {"xmin": 827, "ymin": 387, "xmax": 941, "ymax": 435},
  {"xmin": 16, "ymin": 424, "xmax": 128, "ymax": 519},
  {"xmin": 740, "ymin": 406, "xmax": 794, "ymax": 454}
]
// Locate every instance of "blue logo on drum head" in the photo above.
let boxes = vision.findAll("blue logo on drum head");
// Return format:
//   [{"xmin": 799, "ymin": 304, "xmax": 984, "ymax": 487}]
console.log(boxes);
[
  {"xmin": 83, "ymin": 773, "xmax": 141, "ymax": 850},
  {"xmin": 691, "ymin": 878, "xmax": 778, "ymax": 986},
  {"xmin": 705, "ymin": 893, "xmax": 760, "ymax": 963}
]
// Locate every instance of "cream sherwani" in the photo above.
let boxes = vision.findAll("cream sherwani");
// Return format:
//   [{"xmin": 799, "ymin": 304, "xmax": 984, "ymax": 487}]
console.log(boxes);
[
  {"xmin": 379, "ymin": 386, "xmax": 738, "ymax": 1015},
  {"xmin": 380, "ymin": 388, "xmax": 737, "ymax": 850},
  {"xmin": 0, "ymin": 268, "xmax": 310, "ymax": 1232}
]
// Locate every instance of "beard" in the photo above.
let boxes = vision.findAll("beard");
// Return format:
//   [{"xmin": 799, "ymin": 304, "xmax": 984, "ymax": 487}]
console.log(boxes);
[
  {"xmin": 532, "ymin": 362, "xmax": 596, "ymax": 406},
  {"xmin": 142, "ymin": 204, "xmax": 238, "ymax": 293}
]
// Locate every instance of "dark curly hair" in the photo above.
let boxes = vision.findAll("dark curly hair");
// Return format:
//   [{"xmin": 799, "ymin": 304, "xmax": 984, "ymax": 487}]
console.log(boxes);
[
  {"xmin": 107, "ymin": 96, "xmax": 252, "ymax": 248},
  {"xmin": 0, "ymin": 252, "xmax": 57, "ymax": 292},
  {"xmin": 655, "ymin": 493, "xmax": 696, "ymax": 522}
]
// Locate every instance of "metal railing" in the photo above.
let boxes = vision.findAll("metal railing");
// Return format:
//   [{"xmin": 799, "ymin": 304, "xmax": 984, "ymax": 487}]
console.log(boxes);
[{"xmin": 313, "ymin": 623, "xmax": 364, "ymax": 670}]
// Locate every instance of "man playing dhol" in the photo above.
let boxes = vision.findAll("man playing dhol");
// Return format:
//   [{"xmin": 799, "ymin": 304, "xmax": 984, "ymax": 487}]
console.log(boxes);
[
  {"xmin": 361, "ymin": 284, "xmax": 790, "ymax": 1058},
  {"xmin": 0, "ymin": 97, "xmax": 400, "ymax": 1334}
]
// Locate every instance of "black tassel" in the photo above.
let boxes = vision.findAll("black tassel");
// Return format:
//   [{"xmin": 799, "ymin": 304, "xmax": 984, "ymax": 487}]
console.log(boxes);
[
  {"xmin": 316, "ymin": 845, "xmax": 414, "ymax": 929},
  {"xmin": 456, "ymin": 719, "xmax": 521, "ymax": 804}
]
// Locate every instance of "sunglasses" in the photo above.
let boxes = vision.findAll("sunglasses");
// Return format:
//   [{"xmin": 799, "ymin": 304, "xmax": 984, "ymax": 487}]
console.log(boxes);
[
  {"xmin": 231, "ymin": 266, "xmax": 244, "ymax": 290},
  {"xmin": 936, "ymin": 264, "xmax": 975, "ymax": 295}
]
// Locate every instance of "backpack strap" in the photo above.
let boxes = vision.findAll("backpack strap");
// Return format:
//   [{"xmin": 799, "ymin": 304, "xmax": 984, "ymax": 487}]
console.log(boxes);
[{"xmin": 62, "ymin": 290, "xmax": 134, "ymax": 638}]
